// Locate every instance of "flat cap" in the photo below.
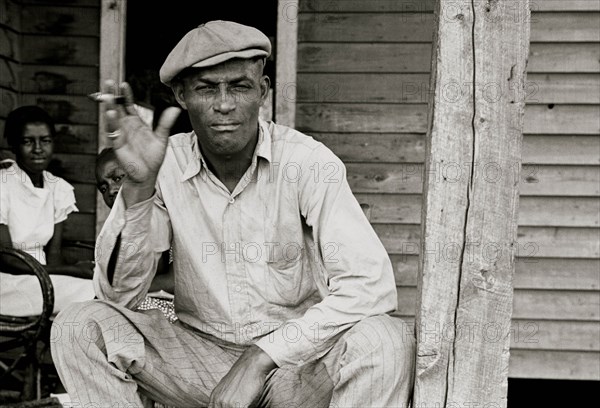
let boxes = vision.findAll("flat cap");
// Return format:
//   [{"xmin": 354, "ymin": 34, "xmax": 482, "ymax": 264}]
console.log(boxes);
[{"xmin": 159, "ymin": 20, "xmax": 271, "ymax": 86}]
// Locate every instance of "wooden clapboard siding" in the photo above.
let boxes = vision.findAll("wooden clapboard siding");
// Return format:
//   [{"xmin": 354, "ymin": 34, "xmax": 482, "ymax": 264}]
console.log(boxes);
[
  {"xmin": 21, "ymin": 0, "xmax": 99, "ymax": 5},
  {"xmin": 299, "ymin": 13, "xmax": 599, "ymax": 43},
  {"xmin": 346, "ymin": 163, "xmax": 599, "ymax": 196},
  {"xmin": 0, "ymin": 26, "xmax": 20, "ymax": 61},
  {"xmin": 355, "ymin": 194, "xmax": 600, "ymax": 227},
  {"xmin": 313, "ymin": 133, "xmax": 599, "ymax": 164},
  {"xmin": 298, "ymin": 73, "xmax": 600, "ymax": 104},
  {"xmin": 21, "ymin": 5, "xmax": 99, "ymax": 36},
  {"xmin": 20, "ymin": 65, "xmax": 98, "ymax": 95},
  {"xmin": 298, "ymin": 43, "xmax": 600, "ymax": 73},
  {"xmin": 20, "ymin": 94, "xmax": 98, "ymax": 124},
  {"xmin": 298, "ymin": 103, "xmax": 600, "ymax": 134},
  {"xmin": 0, "ymin": 0, "xmax": 21, "ymax": 32},
  {"xmin": 21, "ymin": 34, "xmax": 99, "ymax": 66},
  {"xmin": 395, "ymin": 287, "xmax": 600, "ymax": 321},
  {"xmin": 299, "ymin": 0, "xmax": 600, "ymax": 12},
  {"xmin": 297, "ymin": 0, "xmax": 600, "ymax": 380},
  {"xmin": 509, "ymin": 350, "xmax": 600, "ymax": 380},
  {"xmin": 391, "ymin": 316, "xmax": 599, "ymax": 352},
  {"xmin": 0, "ymin": 58, "xmax": 20, "ymax": 92},
  {"xmin": 373, "ymin": 224, "xmax": 599, "ymax": 259},
  {"xmin": 0, "ymin": 88, "xmax": 19, "ymax": 119},
  {"xmin": 392, "ymin": 256, "xmax": 600, "ymax": 290}
]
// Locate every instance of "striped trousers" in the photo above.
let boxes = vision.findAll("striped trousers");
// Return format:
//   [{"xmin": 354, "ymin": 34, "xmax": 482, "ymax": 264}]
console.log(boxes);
[{"xmin": 50, "ymin": 300, "xmax": 415, "ymax": 408}]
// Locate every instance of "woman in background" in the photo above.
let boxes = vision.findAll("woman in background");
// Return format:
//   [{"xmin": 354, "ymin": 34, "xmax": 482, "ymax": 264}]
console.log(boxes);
[{"xmin": 0, "ymin": 105, "xmax": 95, "ymax": 316}]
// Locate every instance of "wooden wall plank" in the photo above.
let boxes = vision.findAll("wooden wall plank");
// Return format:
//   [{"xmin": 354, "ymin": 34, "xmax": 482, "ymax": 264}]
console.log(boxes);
[
  {"xmin": 525, "ymin": 105, "xmax": 600, "ymax": 134},
  {"xmin": 20, "ymin": 65, "xmax": 98, "ymax": 95},
  {"xmin": 299, "ymin": 13, "xmax": 434, "ymax": 42},
  {"xmin": 355, "ymin": 194, "xmax": 600, "ymax": 227},
  {"xmin": 21, "ymin": 94, "xmax": 97, "ymax": 124},
  {"xmin": 509, "ymin": 350, "xmax": 600, "ymax": 380},
  {"xmin": 298, "ymin": 43, "xmax": 600, "ymax": 73},
  {"xmin": 299, "ymin": 103, "xmax": 600, "ymax": 134},
  {"xmin": 22, "ymin": 35, "xmax": 99, "ymax": 66},
  {"xmin": 0, "ymin": 58, "xmax": 20, "ymax": 92},
  {"xmin": 297, "ymin": 103, "xmax": 428, "ymax": 133},
  {"xmin": 392, "ymin": 255, "xmax": 600, "ymax": 290},
  {"xmin": 374, "ymin": 224, "xmax": 600, "ymax": 258},
  {"xmin": 528, "ymin": 43, "xmax": 600, "ymax": 73},
  {"xmin": 370, "ymin": 317, "xmax": 599, "ymax": 352},
  {"xmin": 522, "ymin": 135, "xmax": 600, "ymax": 164},
  {"xmin": 531, "ymin": 13, "xmax": 600, "ymax": 42},
  {"xmin": 299, "ymin": 13, "xmax": 599, "ymax": 43},
  {"xmin": 527, "ymin": 73, "xmax": 600, "ymax": 103},
  {"xmin": 298, "ymin": 43, "xmax": 432, "ymax": 73},
  {"xmin": 397, "ymin": 287, "xmax": 600, "ymax": 321},
  {"xmin": 509, "ymin": 320, "xmax": 599, "ymax": 351},
  {"xmin": 0, "ymin": 87, "xmax": 19, "ymax": 119},
  {"xmin": 512, "ymin": 258, "xmax": 600, "ymax": 290},
  {"xmin": 21, "ymin": 0, "xmax": 99, "ymax": 6},
  {"xmin": 0, "ymin": 27, "xmax": 20, "ymax": 61},
  {"xmin": 518, "ymin": 197, "xmax": 600, "ymax": 226},
  {"xmin": 299, "ymin": 0, "xmax": 600, "ymax": 12},
  {"xmin": 355, "ymin": 193, "xmax": 422, "ymax": 224},
  {"xmin": 346, "ymin": 163, "xmax": 599, "ymax": 197},
  {"xmin": 21, "ymin": 5, "xmax": 99, "ymax": 36},
  {"xmin": 315, "ymin": 133, "xmax": 599, "ymax": 165},
  {"xmin": 313, "ymin": 133, "xmax": 426, "ymax": 162},
  {"xmin": 0, "ymin": 0, "xmax": 21, "ymax": 32},
  {"xmin": 531, "ymin": 0, "xmax": 600, "ymax": 12},
  {"xmin": 298, "ymin": 73, "xmax": 600, "ymax": 104},
  {"xmin": 519, "ymin": 165, "xmax": 600, "ymax": 196}
]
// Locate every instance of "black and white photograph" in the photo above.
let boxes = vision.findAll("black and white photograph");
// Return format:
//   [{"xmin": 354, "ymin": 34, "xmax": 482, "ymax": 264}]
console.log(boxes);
[{"xmin": 0, "ymin": 0, "xmax": 598, "ymax": 407}]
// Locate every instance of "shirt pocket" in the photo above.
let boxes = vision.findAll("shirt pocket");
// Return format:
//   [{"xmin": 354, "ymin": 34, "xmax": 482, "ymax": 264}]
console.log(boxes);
[{"xmin": 263, "ymin": 254, "xmax": 316, "ymax": 307}]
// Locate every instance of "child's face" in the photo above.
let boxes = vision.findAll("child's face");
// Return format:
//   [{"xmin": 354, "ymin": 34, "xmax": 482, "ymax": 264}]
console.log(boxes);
[{"xmin": 96, "ymin": 160, "xmax": 126, "ymax": 208}]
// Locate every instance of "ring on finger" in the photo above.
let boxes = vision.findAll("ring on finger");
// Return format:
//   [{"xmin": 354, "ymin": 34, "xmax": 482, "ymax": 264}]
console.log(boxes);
[{"xmin": 107, "ymin": 129, "xmax": 122, "ymax": 139}]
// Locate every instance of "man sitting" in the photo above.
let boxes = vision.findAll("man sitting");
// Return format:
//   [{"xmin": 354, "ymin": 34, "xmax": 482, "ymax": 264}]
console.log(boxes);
[{"xmin": 52, "ymin": 21, "xmax": 415, "ymax": 407}]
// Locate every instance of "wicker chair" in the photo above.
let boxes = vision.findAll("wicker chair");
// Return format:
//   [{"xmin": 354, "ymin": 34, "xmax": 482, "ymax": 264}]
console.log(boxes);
[{"xmin": 0, "ymin": 247, "xmax": 55, "ymax": 401}]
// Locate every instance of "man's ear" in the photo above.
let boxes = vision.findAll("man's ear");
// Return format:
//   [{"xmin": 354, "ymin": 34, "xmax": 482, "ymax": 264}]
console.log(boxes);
[
  {"xmin": 260, "ymin": 75, "xmax": 271, "ymax": 105},
  {"xmin": 172, "ymin": 82, "xmax": 188, "ymax": 110}
]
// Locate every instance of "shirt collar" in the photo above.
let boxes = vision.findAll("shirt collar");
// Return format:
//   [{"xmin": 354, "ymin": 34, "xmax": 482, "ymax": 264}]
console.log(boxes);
[{"xmin": 180, "ymin": 119, "xmax": 272, "ymax": 182}]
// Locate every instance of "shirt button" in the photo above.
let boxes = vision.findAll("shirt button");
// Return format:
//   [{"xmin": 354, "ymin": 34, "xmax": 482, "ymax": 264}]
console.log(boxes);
[
  {"xmin": 235, "ymin": 285, "xmax": 242, "ymax": 292},
  {"xmin": 229, "ymin": 197, "xmax": 235, "ymax": 204}
]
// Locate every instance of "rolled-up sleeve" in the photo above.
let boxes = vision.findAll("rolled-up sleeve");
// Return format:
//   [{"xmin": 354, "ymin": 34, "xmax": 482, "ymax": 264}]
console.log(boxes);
[
  {"xmin": 93, "ymin": 186, "xmax": 172, "ymax": 309},
  {"xmin": 255, "ymin": 144, "xmax": 397, "ymax": 367}
]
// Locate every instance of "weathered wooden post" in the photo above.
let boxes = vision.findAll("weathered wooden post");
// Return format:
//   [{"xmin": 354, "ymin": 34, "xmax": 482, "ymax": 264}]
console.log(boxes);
[{"xmin": 414, "ymin": 0, "xmax": 530, "ymax": 406}]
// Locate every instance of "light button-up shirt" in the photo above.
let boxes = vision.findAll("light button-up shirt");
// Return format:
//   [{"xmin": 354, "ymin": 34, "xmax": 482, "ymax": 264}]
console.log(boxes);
[{"xmin": 94, "ymin": 119, "xmax": 397, "ymax": 367}]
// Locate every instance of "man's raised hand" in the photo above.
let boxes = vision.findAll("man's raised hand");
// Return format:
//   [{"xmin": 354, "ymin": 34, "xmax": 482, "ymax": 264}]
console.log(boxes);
[{"xmin": 102, "ymin": 80, "xmax": 181, "ymax": 207}]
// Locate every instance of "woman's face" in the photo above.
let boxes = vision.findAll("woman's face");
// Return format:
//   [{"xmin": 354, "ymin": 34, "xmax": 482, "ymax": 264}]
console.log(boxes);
[{"xmin": 16, "ymin": 122, "xmax": 54, "ymax": 175}]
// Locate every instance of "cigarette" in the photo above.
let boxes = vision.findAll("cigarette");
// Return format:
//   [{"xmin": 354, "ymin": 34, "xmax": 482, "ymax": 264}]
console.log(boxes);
[{"xmin": 88, "ymin": 92, "xmax": 126, "ymax": 104}]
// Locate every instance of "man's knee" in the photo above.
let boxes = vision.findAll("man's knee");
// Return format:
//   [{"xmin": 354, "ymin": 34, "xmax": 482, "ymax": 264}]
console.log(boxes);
[
  {"xmin": 347, "ymin": 315, "xmax": 415, "ymax": 364},
  {"xmin": 51, "ymin": 300, "xmax": 113, "ymax": 351}
]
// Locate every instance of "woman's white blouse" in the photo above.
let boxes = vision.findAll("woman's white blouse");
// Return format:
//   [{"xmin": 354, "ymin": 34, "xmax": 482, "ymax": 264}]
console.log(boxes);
[{"xmin": 0, "ymin": 162, "xmax": 78, "ymax": 265}]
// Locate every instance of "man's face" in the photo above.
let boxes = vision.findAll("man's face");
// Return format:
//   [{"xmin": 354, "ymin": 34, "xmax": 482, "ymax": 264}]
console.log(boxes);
[
  {"xmin": 17, "ymin": 123, "xmax": 53, "ymax": 175},
  {"xmin": 96, "ymin": 160, "xmax": 126, "ymax": 208},
  {"xmin": 173, "ymin": 58, "xmax": 270, "ymax": 158}
]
